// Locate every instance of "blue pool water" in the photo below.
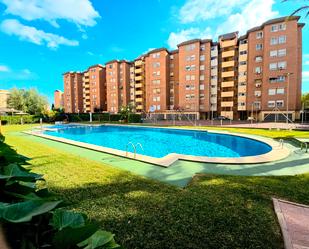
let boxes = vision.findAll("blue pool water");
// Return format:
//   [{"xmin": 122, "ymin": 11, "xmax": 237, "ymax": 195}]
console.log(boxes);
[{"xmin": 44, "ymin": 125, "xmax": 272, "ymax": 158}]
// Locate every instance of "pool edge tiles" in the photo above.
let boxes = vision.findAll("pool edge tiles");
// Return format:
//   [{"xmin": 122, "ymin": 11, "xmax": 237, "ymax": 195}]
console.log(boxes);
[{"xmin": 24, "ymin": 126, "xmax": 291, "ymax": 167}]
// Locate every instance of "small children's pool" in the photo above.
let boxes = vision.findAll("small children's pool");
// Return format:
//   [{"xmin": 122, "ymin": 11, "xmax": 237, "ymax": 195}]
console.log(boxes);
[{"xmin": 43, "ymin": 125, "xmax": 272, "ymax": 158}]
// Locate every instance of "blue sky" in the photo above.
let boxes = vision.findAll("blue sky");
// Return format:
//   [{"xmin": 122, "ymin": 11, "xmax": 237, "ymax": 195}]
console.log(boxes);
[{"xmin": 0, "ymin": 0, "xmax": 308, "ymax": 104}]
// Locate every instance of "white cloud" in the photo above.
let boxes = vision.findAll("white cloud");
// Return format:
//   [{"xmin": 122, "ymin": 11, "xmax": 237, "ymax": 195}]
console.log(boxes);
[
  {"xmin": 167, "ymin": 27, "xmax": 212, "ymax": 49},
  {"xmin": 0, "ymin": 0, "xmax": 100, "ymax": 28},
  {"xmin": 179, "ymin": 0, "xmax": 248, "ymax": 23},
  {"xmin": 0, "ymin": 65, "xmax": 10, "ymax": 72},
  {"xmin": 303, "ymin": 71, "xmax": 309, "ymax": 81},
  {"xmin": 0, "ymin": 19, "xmax": 79, "ymax": 49},
  {"xmin": 305, "ymin": 61, "xmax": 309, "ymax": 66},
  {"xmin": 215, "ymin": 0, "xmax": 279, "ymax": 36}
]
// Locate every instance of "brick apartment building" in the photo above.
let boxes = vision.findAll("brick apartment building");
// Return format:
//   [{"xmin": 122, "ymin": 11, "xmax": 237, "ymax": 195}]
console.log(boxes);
[
  {"xmin": 105, "ymin": 60, "xmax": 131, "ymax": 113},
  {"xmin": 63, "ymin": 72, "xmax": 83, "ymax": 113},
  {"xmin": 54, "ymin": 90, "xmax": 64, "ymax": 109},
  {"xmin": 59, "ymin": 16, "xmax": 304, "ymax": 121}
]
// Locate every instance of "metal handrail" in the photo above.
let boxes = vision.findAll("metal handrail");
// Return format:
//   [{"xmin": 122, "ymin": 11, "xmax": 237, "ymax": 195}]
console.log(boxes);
[
  {"xmin": 300, "ymin": 142, "xmax": 308, "ymax": 153},
  {"xmin": 126, "ymin": 142, "xmax": 136, "ymax": 157},
  {"xmin": 135, "ymin": 143, "xmax": 144, "ymax": 157}
]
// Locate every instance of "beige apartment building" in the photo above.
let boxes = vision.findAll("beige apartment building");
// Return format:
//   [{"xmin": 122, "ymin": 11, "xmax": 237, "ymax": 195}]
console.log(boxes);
[
  {"xmin": 82, "ymin": 64, "xmax": 106, "ymax": 113},
  {"xmin": 61, "ymin": 16, "xmax": 303, "ymax": 121},
  {"xmin": 0, "ymin": 90, "xmax": 10, "ymax": 110},
  {"xmin": 54, "ymin": 90, "xmax": 64, "ymax": 109},
  {"xmin": 105, "ymin": 60, "xmax": 131, "ymax": 113}
]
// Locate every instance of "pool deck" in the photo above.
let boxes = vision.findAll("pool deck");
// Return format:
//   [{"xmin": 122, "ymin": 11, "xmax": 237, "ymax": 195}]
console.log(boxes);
[
  {"xmin": 273, "ymin": 198, "xmax": 309, "ymax": 249},
  {"xmin": 26, "ymin": 125, "xmax": 290, "ymax": 167},
  {"xmin": 14, "ymin": 130, "xmax": 309, "ymax": 187}
]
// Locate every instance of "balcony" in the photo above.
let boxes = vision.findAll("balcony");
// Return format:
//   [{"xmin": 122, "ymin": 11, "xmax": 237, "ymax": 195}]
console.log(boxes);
[
  {"xmin": 239, "ymin": 54, "xmax": 247, "ymax": 62},
  {"xmin": 136, "ymin": 97, "xmax": 143, "ymax": 102},
  {"xmin": 221, "ymin": 91, "xmax": 234, "ymax": 98},
  {"xmin": 222, "ymin": 61, "xmax": 235, "ymax": 68},
  {"xmin": 220, "ymin": 111, "xmax": 233, "ymax": 120},
  {"xmin": 84, "ymin": 72, "xmax": 89, "ymax": 77},
  {"xmin": 238, "ymin": 105, "xmax": 246, "ymax": 111},
  {"xmin": 221, "ymin": 101, "xmax": 234, "ymax": 107},
  {"xmin": 83, "ymin": 77, "xmax": 89, "ymax": 82},
  {"xmin": 135, "ymin": 83, "xmax": 143, "ymax": 88},
  {"xmin": 221, "ymin": 81, "xmax": 234, "ymax": 88},
  {"xmin": 222, "ymin": 50, "xmax": 235, "ymax": 58},
  {"xmin": 221, "ymin": 40, "xmax": 237, "ymax": 48},
  {"xmin": 239, "ymin": 43, "xmax": 248, "ymax": 51},
  {"xmin": 135, "ymin": 68, "xmax": 142, "ymax": 74},
  {"xmin": 84, "ymin": 90, "xmax": 90, "ymax": 94},
  {"xmin": 135, "ymin": 60, "xmax": 143, "ymax": 66},
  {"xmin": 135, "ymin": 90, "xmax": 143, "ymax": 95},
  {"xmin": 136, "ymin": 105, "xmax": 143, "ymax": 110},
  {"xmin": 222, "ymin": 71, "xmax": 234, "ymax": 78},
  {"xmin": 135, "ymin": 75, "xmax": 143, "ymax": 81}
]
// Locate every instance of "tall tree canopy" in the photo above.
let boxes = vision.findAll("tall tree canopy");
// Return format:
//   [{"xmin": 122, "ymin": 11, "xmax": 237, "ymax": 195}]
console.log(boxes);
[
  {"xmin": 302, "ymin": 92, "xmax": 309, "ymax": 107},
  {"xmin": 7, "ymin": 88, "xmax": 49, "ymax": 115}
]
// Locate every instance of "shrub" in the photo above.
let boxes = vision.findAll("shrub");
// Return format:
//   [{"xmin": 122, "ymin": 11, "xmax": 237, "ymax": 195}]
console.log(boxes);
[
  {"xmin": 110, "ymin": 114, "xmax": 122, "ymax": 122},
  {"xmin": 0, "ymin": 115, "xmax": 39, "ymax": 125},
  {"xmin": 128, "ymin": 114, "xmax": 142, "ymax": 123},
  {"xmin": 0, "ymin": 137, "xmax": 120, "ymax": 248}
]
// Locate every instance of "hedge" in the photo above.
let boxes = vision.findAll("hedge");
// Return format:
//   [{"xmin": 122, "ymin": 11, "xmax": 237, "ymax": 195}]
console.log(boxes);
[
  {"xmin": 0, "ymin": 115, "xmax": 39, "ymax": 125},
  {"xmin": 128, "ymin": 114, "xmax": 142, "ymax": 123}
]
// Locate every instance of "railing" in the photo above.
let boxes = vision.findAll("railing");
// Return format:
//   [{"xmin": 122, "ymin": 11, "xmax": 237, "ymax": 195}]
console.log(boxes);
[{"xmin": 126, "ymin": 142, "xmax": 144, "ymax": 159}]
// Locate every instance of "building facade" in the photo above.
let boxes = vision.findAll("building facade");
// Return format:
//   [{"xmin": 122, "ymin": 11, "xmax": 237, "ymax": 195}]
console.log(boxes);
[
  {"xmin": 83, "ymin": 64, "xmax": 106, "ymax": 113},
  {"xmin": 63, "ymin": 72, "xmax": 83, "ymax": 113},
  {"xmin": 60, "ymin": 16, "xmax": 304, "ymax": 120},
  {"xmin": 0, "ymin": 90, "xmax": 10, "ymax": 110},
  {"xmin": 105, "ymin": 60, "xmax": 131, "ymax": 113},
  {"xmin": 54, "ymin": 90, "xmax": 64, "ymax": 109}
]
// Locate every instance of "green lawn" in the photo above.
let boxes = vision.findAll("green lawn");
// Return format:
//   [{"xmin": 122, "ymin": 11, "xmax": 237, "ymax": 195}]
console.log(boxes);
[{"xmin": 2, "ymin": 124, "xmax": 309, "ymax": 249}]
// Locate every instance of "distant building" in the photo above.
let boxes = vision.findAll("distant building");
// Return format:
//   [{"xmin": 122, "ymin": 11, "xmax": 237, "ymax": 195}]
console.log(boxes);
[
  {"xmin": 0, "ymin": 90, "xmax": 10, "ymax": 109},
  {"xmin": 54, "ymin": 90, "xmax": 64, "ymax": 109}
]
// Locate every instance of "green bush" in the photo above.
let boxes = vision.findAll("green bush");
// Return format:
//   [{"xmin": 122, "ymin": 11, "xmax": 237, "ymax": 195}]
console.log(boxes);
[
  {"xmin": 110, "ymin": 114, "xmax": 122, "ymax": 122},
  {"xmin": 128, "ymin": 114, "xmax": 142, "ymax": 123},
  {"xmin": 0, "ymin": 137, "xmax": 120, "ymax": 248},
  {"xmin": 0, "ymin": 115, "xmax": 39, "ymax": 124}
]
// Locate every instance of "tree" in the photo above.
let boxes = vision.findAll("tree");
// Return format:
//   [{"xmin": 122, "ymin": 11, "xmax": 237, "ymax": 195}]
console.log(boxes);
[
  {"xmin": 119, "ymin": 104, "xmax": 134, "ymax": 122},
  {"xmin": 7, "ymin": 88, "xmax": 49, "ymax": 115},
  {"xmin": 284, "ymin": 0, "xmax": 309, "ymax": 18},
  {"xmin": 302, "ymin": 92, "xmax": 309, "ymax": 108}
]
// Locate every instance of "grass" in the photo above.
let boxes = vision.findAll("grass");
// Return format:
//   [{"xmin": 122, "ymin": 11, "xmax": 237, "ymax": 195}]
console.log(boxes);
[{"xmin": 1, "ymin": 124, "xmax": 309, "ymax": 248}]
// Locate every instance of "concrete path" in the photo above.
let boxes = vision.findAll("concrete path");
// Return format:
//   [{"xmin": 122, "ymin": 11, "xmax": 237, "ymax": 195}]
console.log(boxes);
[{"xmin": 273, "ymin": 198, "xmax": 309, "ymax": 249}]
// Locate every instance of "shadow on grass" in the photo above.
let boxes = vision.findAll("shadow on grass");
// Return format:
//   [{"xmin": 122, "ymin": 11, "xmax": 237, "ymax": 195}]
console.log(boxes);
[
  {"xmin": 0, "ymin": 139, "xmax": 30, "ymax": 166},
  {"xmin": 47, "ymin": 169, "xmax": 309, "ymax": 249}
]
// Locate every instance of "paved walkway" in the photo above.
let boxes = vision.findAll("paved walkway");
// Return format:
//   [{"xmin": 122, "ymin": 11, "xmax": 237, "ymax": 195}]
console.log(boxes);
[
  {"xmin": 13, "ymin": 131, "xmax": 309, "ymax": 187},
  {"xmin": 273, "ymin": 198, "xmax": 309, "ymax": 249}
]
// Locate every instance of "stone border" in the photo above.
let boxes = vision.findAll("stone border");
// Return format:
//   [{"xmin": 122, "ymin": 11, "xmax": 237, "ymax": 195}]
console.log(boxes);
[{"xmin": 25, "ymin": 125, "xmax": 291, "ymax": 167}]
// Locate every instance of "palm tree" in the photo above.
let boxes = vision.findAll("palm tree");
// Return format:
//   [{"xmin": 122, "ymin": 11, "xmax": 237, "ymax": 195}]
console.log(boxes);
[{"xmin": 283, "ymin": 0, "xmax": 309, "ymax": 18}]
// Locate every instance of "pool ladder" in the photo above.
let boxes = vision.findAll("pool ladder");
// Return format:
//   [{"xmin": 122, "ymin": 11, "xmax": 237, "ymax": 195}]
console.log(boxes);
[{"xmin": 126, "ymin": 142, "xmax": 144, "ymax": 159}]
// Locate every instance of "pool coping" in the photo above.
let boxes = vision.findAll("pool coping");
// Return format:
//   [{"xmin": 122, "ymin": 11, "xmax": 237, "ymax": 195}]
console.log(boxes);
[{"xmin": 25, "ymin": 125, "xmax": 291, "ymax": 167}]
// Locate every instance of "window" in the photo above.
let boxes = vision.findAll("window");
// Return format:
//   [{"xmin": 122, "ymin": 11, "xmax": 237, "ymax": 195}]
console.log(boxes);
[
  {"xmin": 200, "ymin": 65, "xmax": 205, "ymax": 70},
  {"xmin": 239, "ymin": 71, "xmax": 247, "ymax": 76},
  {"xmin": 200, "ymin": 75, "xmax": 205, "ymax": 81},
  {"xmin": 186, "ymin": 55, "xmax": 195, "ymax": 61},
  {"xmin": 240, "ymin": 39, "xmax": 248, "ymax": 44},
  {"xmin": 185, "ymin": 65, "xmax": 191, "ymax": 71},
  {"xmin": 278, "ymin": 35, "xmax": 286, "ymax": 44},
  {"xmin": 271, "ymin": 24, "xmax": 278, "ymax": 32},
  {"xmin": 239, "ymin": 61, "xmax": 247, "ymax": 65},
  {"xmin": 157, "ymin": 105, "xmax": 161, "ymax": 110},
  {"xmin": 277, "ymin": 88, "xmax": 284, "ymax": 94},
  {"xmin": 268, "ymin": 101, "xmax": 276, "ymax": 107},
  {"xmin": 191, "ymin": 75, "xmax": 195, "ymax": 80},
  {"xmin": 255, "ymin": 67, "xmax": 262, "ymax": 74},
  {"xmin": 152, "ymin": 53, "xmax": 160, "ymax": 58},
  {"xmin": 255, "ymin": 91, "xmax": 261, "ymax": 97},
  {"xmin": 256, "ymin": 44, "xmax": 263, "ymax": 50},
  {"xmin": 238, "ymin": 92, "xmax": 246, "ymax": 96},
  {"xmin": 270, "ymin": 50, "xmax": 278, "ymax": 57},
  {"xmin": 200, "ymin": 84, "xmax": 205, "ymax": 90},
  {"xmin": 170, "ymin": 63, "xmax": 174, "ymax": 68},
  {"xmin": 211, "ymin": 46, "xmax": 217, "ymax": 51},
  {"xmin": 199, "ymin": 94, "xmax": 205, "ymax": 99},
  {"xmin": 269, "ymin": 63, "xmax": 277, "ymax": 71},
  {"xmin": 278, "ymin": 49, "xmax": 286, "ymax": 57},
  {"xmin": 277, "ymin": 75, "xmax": 286, "ymax": 82},
  {"xmin": 170, "ymin": 55, "xmax": 174, "ymax": 60},
  {"xmin": 270, "ymin": 37, "xmax": 278, "ymax": 45},
  {"xmin": 276, "ymin": 100, "xmax": 284, "ymax": 108},
  {"xmin": 278, "ymin": 61, "xmax": 287, "ymax": 69},
  {"xmin": 254, "ymin": 101, "xmax": 261, "ymax": 109},
  {"xmin": 200, "ymin": 55, "xmax": 205, "ymax": 61},
  {"xmin": 153, "ymin": 62, "xmax": 160, "ymax": 68},
  {"xmin": 256, "ymin": 31, "xmax": 263, "ymax": 39},
  {"xmin": 240, "ymin": 50, "xmax": 247, "ymax": 55},
  {"xmin": 268, "ymin": 89, "xmax": 276, "ymax": 95},
  {"xmin": 186, "ymin": 44, "xmax": 196, "ymax": 51},
  {"xmin": 278, "ymin": 23, "xmax": 286, "ymax": 31},
  {"xmin": 200, "ymin": 44, "xmax": 205, "ymax": 51},
  {"xmin": 185, "ymin": 75, "xmax": 190, "ymax": 81},
  {"xmin": 255, "ymin": 56, "xmax": 263, "ymax": 62}
]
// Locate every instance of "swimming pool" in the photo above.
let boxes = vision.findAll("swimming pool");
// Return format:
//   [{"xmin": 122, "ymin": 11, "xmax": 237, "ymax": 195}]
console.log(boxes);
[{"xmin": 43, "ymin": 125, "xmax": 272, "ymax": 159}]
